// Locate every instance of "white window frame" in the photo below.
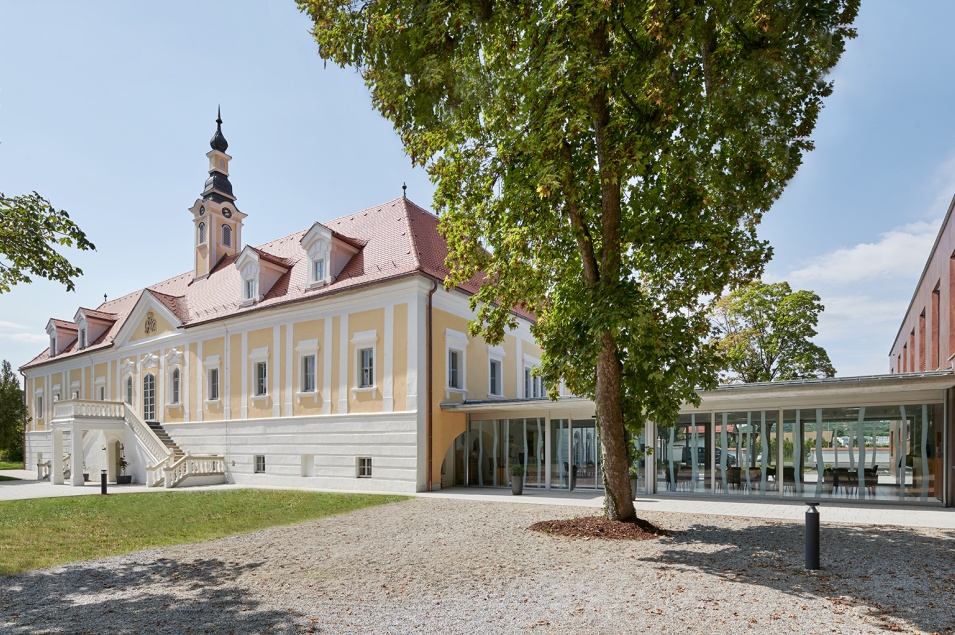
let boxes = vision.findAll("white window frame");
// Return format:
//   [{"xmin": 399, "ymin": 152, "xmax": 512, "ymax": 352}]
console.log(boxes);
[
  {"xmin": 70, "ymin": 381, "xmax": 80, "ymax": 401},
  {"xmin": 222, "ymin": 224, "xmax": 232, "ymax": 248},
  {"xmin": 78, "ymin": 328, "xmax": 86, "ymax": 349},
  {"xmin": 523, "ymin": 355, "xmax": 542, "ymax": 399},
  {"xmin": 168, "ymin": 367, "xmax": 181, "ymax": 405},
  {"xmin": 302, "ymin": 355, "xmax": 316, "ymax": 392},
  {"xmin": 142, "ymin": 373, "xmax": 156, "ymax": 421},
  {"xmin": 95, "ymin": 376, "xmax": 106, "ymax": 401},
  {"xmin": 197, "ymin": 221, "xmax": 206, "ymax": 244},
  {"xmin": 254, "ymin": 455, "xmax": 266, "ymax": 473},
  {"xmin": 445, "ymin": 328, "xmax": 468, "ymax": 399},
  {"xmin": 488, "ymin": 344, "xmax": 505, "ymax": 398},
  {"xmin": 35, "ymin": 391, "xmax": 43, "ymax": 422},
  {"xmin": 123, "ymin": 376, "xmax": 133, "ymax": 405},
  {"xmin": 244, "ymin": 278, "xmax": 256, "ymax": 303},
  {"xmin": 204, "ymin": 356, "xmax": 221, "ymax": 404},
  {"xmin": 303, "ymin": 229, "xmax": 332, "ymax": 289},
  {"xmin": 356, "ymin": 456, "xmax": 372, "ymax": 478},
  {"xmin": 351, "ymin": 330, "xmax": 378, "ymax": 394},
  {"xmin": 311, "ymin": 257, "xmax": 326, "ymax": 288},
  {"xmin": 250, "ymin": 347, "xmax": 269, "ymax": 402},
  {"xmin": 49, "ymin": 335, "xmax": 56, "ymax": 357},
  {"xmin": 295, "ymin": 339, "xmax": 320, "ymax": 399}
]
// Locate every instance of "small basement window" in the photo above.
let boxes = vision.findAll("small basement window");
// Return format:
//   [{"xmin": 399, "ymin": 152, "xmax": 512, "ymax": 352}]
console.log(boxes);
[
  {"xmin": 357, "ymin": 456, "xmax": 372, "ymax": 478},
  {"xmin": 254, "ymin": 455, "xmax": 266, "ymax": 473}
]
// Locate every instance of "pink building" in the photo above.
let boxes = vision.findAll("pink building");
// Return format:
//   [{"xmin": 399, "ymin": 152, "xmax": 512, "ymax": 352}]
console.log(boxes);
[{"xmin": 890, "ymin": 199, "xmax": 955, "ymax": 373}]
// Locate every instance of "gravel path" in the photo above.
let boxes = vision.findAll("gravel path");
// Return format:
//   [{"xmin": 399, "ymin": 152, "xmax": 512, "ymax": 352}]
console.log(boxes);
[{"xmin": 2, "ymin": 497, "xmax": 954, "ymax": 634}]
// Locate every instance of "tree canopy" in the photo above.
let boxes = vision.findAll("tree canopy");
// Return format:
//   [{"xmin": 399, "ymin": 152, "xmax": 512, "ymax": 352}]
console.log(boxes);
[
  {"xmin": 0, "ymin": 192, "xmax": 95, "ymax": 293},
  {"xmin": 0, "ymin": 360, "xmax": 27, "ymax": 463},
  {"xmin": 298, "ymin": 0, "xmax": 859, "ymax": 520},
  {"xmin": 712, "ymin": 280, "xmax": 836, "ymax": 383}
]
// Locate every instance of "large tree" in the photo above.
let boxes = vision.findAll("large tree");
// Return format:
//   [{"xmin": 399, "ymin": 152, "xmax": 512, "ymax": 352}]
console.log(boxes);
[
  {"xmin": 299, "ymin": 0, "xmax": 858, "ymax": 520},
  {"xmin": 0, "ymin": 360, "xmax": 27, "ymax": 463},
  {"xmin": 712, "ymin": 280, "xmax": 835, "ymax": 383},
  {"xmin": 0, "ymin": 192, "xmax": 95, "ymax": 293}
]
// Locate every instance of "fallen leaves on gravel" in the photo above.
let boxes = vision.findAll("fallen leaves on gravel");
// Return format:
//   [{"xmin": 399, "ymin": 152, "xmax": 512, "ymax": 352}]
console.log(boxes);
[{"xmin": 528, "ymin": 515, "xmax": 667, "ymax": 540}]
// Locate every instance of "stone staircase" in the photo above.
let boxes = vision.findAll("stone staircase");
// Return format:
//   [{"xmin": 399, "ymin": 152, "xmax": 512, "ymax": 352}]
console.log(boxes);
[{"xmin": 146, "ymin": 421, "xmax": 185, "ymax": 460}]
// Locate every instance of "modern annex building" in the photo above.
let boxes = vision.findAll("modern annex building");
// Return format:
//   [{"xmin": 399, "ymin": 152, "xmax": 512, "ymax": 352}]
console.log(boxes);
[{"xmin": 21, "ymin": 116, "xmax": 955, "ymax": 508}]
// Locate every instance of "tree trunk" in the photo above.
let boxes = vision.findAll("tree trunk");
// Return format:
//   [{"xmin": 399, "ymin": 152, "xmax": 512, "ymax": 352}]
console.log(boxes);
[{"xmin": 596, "ymin": 332, "xmax": 637, "ymax": 521}]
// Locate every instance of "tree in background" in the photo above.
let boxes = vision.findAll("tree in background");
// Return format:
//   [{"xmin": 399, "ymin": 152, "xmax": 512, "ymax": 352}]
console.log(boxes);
[
  {"xmin": 712, "ymin": 281, "xmax": 836, "ymax": 383},
  {"xmin": 298, "ymin": 0, "xmax": 858, "ymax": 521},
  {"xmin": 0, "ymin": 360, "xmax": 27, "ymax": 463},
  {"xmin": 0, "ymin": 192, "xmax": 95, "ymax": 293}
]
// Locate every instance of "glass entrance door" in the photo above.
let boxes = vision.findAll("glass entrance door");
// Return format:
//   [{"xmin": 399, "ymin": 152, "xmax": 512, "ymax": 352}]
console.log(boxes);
[
  {"xmin": 143, "ymin": 373, "xmax": 156, "ymax": 421},
  {"xmin": 571, "ymin": 419, "xmax": 602, "ymax": 490}
]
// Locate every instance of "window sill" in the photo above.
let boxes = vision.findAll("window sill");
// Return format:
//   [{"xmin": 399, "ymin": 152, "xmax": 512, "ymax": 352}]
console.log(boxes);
[
  {"xmin": 251, "ymin": 394, "xmax": 270, "ymax": 404},
  {"xmin": 296, "ymin": 390, "xmax": 318, "ymax": 401},
  {"xmin": 307, "ymin": 280, "xmax": 327, "ymax": 290},
  {"xmin": 351, "ymin": 386, "xmax": 376, "ymax": 397},
  {"xmin": 487, "ymin": 393, "xmax": 504, "ymax": 400},
  {"xmin": 445, "ymin": 387, "xmax": 468, "ymax": 400},
  {"xmin": 164, "ymin": 402, "xmax": 182, "ymax": 410},
  {"xmin": 204, "ymin": 399, "xmax": 221, "ymax": 406}
]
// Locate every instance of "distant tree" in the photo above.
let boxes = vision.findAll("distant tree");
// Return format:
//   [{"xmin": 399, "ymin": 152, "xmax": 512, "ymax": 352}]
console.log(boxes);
[
  {"xmin": 0, "ymin": 192, "xmax": 95, "ymax": 293},
  {"xmin": 299, "ymin": 0, "xmax": 858, "ymax": 521},
  {"xmin": 0, "ymin": 360, "xmax": 27, "ymax": 463},
  {"xmin": 712, "ymin": 281, "xmax": 836, "ymax": 383}
]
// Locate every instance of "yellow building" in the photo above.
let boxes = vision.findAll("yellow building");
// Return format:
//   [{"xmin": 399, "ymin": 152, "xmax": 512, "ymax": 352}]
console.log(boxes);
[{"xmin": 21, "ymin": 114, "xmax": 543, "ymax": 492}]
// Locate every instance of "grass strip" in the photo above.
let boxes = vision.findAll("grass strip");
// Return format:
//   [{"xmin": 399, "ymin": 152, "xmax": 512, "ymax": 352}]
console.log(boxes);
[
  {"xmin": 0, "ymin": 461, "xmax": 23, "ymax": 470},
  {"xmin": 0, "ymin": 489, "xmax": 407, "ymax": 575}
]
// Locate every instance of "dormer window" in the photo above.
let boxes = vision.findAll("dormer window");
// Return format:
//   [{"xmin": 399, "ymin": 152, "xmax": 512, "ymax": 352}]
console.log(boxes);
[
  {"xmin": 222, "ymin": 224, "xmax": 232, "ymax": 247},
  {"xmin": 49, "ymin": 336, "xmax": 56, "ymax": 357},
  {"xmin": 78, "ymin": 328, "xmax": 86, "ymax": 349},
  {"xmin": 198, "ymin": 221, "xmax": 206, "ymax": 244},
  {"xmin": 299, "ymin": 222, "xmax": 358, "ymax": 290},
  {"xmin": 244, "ymin": 278, "xmax": 256, "ymax": 303}
]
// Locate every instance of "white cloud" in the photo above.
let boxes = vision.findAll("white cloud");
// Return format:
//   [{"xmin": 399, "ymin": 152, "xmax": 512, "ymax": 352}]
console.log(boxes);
[
  {"xmin": 0, "ymin": 320, "xmax": 47, "ymax": 347},
  {"xmin": 789, "ymin": 219, "xmax": 941, "ymax": 286}
]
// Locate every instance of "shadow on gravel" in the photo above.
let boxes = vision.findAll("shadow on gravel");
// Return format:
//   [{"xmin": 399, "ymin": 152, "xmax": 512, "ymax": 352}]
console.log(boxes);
[
  {"xmin": 0, "ymin": 556, "xmax": 308, "ymax": 634},
  {"xmin": 639, "ymin": 520, "xmax": 955, "ymax": 634}
]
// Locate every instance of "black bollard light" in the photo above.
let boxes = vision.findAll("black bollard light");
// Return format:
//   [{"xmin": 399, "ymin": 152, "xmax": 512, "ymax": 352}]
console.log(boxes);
[
  {"xmin": 101, "ymin": 469, "xmax": 108, "ymax": 495},
  {"xmin": 805, "ymin": 501, "xmax": 820, "ymax": 570}
]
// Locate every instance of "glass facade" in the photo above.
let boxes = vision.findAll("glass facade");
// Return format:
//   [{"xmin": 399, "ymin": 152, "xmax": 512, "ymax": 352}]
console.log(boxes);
[
  {"xmin": 655, "ymin": 403, "xmax": 943, "ymax": 503},
  {"xmin": 444, "ymin": 390, "xmax": 946, "ymax": 506}
]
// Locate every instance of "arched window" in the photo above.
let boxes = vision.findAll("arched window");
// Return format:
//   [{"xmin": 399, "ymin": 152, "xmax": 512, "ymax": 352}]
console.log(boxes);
[
  {"xmin": 170, "ymin": 368, "xmax": 180, "ymax": 404},
  {"xmin": 124, "ymin": 376, "xmax": 133, "ymax": 405},
  {"xmin": 143, "ymin": 373, "xmax": 156, "ymax": 421},
  {"xmin": 222, "ymin": 224, "xmax": 232, "ymax": 247},
  {"xmin": 198, "ymin": 221, "xmax": 206, "ymax": 244}
]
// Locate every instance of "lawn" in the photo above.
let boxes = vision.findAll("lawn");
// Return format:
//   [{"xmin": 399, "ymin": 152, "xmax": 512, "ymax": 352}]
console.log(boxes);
[
  {"xmin": 0, "ymin": 461, "xmax": 23, "ymax": 470},
  {"xmin": 0, "ymin": 489, "xmax": 407, "ymax": 575}
]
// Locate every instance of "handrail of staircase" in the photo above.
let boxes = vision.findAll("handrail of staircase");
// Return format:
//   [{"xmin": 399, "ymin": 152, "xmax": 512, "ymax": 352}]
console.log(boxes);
[
  {"xmin": 163, "ymin": 454, "xmax": 225, "ymax": 489},
  {"xmin": 121, "ymin": 403, "xmax": 172, "ymax": 466}
]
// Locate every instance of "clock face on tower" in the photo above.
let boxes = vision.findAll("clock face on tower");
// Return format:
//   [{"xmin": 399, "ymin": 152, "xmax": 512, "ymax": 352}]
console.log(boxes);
[{"xmin": 222, "ymin": 208, "xmax": 233, "ymax": 219}]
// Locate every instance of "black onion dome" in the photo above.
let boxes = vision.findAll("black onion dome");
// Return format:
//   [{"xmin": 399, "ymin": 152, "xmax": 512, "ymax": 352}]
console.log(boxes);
[{"xmin": 210, "ymin": 107, "xmax": 228, "ymax": 152}]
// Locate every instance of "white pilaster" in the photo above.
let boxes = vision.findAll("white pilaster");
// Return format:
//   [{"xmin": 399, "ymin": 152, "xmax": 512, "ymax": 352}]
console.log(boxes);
[
  {"xmin": 196, "ymin": 340, "xmax": 204, "ymax": 422},
  {"xmin": 338, "ymin": 313, "xmax": 349, "ymax": 414},
  {"xmin": 323, "ymin": 317, "xmax": 332, "ymax": 415},
  {"xmin": 240, "ymin": 330, "xmax": 248, "ymax": 419},
  {"xmin": 272, "ymin": 326, "xmax": 281, "ymax": 417},
  {"xmin": 70, "ymin": 426, "xmax": 84, "ymax": 486},
  {"xmin": 407, "ymin": 294, "xmax": 419, "ymax": 412},
  {"xmin": 284, "ymin": 324, "xmax": 293, "ymax": 417},
  {"xmin": 52, "ymin": 430, "xmax": 64, "ymax": 485},
  {"xmin": 223, "ymin": 332, "xmax": 231, "ymax": 420},
  {"xmin": 383, "ymin": 303, "xmax": 394, "ymax": 412}
]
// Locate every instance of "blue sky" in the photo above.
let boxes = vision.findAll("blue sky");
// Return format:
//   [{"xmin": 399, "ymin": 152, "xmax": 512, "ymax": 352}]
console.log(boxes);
[{"xmin": 1, "ymin": 1, "xmax": 953, "ymax": 378}]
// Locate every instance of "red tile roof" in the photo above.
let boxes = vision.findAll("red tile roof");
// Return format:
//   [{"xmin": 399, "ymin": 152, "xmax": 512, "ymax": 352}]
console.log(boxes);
[{"xmin": 22, "ymin": 197, "xmax": 531, "ymax": 371}]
